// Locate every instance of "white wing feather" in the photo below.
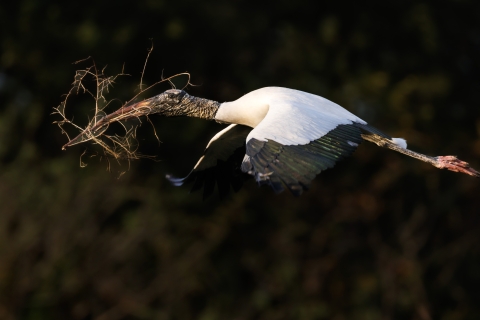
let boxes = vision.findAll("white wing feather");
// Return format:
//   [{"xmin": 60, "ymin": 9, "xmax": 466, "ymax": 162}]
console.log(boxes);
[
  {"xmin": 248, "ymin": 88, "xmax": 366, "ymax": 145},
  {"xmin": 192, "ymin": 124, "xmax": 250, "ymax": 171},
  {"xmin": 216, "ymin": 87, "xmax": 366, "ymax": 145}
]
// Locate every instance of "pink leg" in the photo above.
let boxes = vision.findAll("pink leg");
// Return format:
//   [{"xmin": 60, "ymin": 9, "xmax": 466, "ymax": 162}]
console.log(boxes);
[{"xmin": 434, "ymin": 156, "xmax": 480, "ymax": 178}]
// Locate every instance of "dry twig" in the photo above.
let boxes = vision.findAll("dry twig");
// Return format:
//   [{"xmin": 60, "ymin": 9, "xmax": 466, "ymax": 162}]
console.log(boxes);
[{"xmin": 53, "ymin": 50, "xmax": 192, "ymax": 170}]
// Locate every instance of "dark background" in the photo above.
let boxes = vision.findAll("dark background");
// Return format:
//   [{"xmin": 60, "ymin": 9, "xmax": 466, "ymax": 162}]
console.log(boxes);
[{"xmin": 1, "ymin": 1, "xmax": 480, "ymax": 319}]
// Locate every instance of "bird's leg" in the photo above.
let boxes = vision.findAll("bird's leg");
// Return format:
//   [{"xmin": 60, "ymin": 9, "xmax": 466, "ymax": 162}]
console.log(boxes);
[{"xmin": 361, "ymin": 134, "xmax": 480, "ymax": 178}]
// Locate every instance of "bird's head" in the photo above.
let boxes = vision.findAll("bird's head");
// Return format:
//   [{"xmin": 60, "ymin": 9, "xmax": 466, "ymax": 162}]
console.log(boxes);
[
  {"xmin": 145, "ymin": 89, "xmax": 189, "ymax": 116},
  {"xmin": 62, "ymin": 89, "xmax": 190, "ymax": 149},
  {"xmin": 114, "ymin": 89, "xmax": 190, "ymax": 119}
]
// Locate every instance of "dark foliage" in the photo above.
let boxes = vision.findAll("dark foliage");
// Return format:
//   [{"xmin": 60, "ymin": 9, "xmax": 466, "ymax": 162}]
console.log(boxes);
[{"xmin": 1, "ymin": 1, "xmax": 480, "ymax": 319}]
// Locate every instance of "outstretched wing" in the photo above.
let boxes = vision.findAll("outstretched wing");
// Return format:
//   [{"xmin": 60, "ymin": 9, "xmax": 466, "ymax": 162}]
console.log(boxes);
[
  {"xmin": 166, "ymin": 124, "xmax": 252, "ymax": 199},
  {"xmin": 239, "ymin": 89, "xmax": 390, "ymax": 195}
]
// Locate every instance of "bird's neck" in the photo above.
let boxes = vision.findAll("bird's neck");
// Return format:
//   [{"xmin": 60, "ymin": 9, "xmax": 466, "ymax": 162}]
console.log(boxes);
[{"xmin": 166, "ymin": 95, "xmax": 220, "ymax": 120}]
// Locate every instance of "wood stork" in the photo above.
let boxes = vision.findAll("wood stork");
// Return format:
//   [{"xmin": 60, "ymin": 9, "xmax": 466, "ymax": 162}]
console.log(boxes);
[{"xmin": 63, "ymin": 87, "xmax": 479, "ymax": 198}]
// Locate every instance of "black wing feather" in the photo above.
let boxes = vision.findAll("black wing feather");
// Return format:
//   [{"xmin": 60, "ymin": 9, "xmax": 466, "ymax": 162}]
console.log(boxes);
[
  {"xmin": 166, "ymin": 124, "xmax": 252, "ymax": 199},
  {"xmin": 242, "ymin": 123, "xmax": 366, "ymax": 195}
]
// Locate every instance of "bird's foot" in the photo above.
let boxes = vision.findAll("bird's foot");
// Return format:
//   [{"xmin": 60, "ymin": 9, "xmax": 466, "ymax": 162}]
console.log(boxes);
[{"xmin": 434, "ymin": 155, "xmax": 480, "ymax": 178}]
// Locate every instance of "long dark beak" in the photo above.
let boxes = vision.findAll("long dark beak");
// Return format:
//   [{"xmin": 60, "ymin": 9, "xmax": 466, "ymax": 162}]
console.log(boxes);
[{"xmin": 62, "ymin": 99, "xmax": 154, "ymax": 150}]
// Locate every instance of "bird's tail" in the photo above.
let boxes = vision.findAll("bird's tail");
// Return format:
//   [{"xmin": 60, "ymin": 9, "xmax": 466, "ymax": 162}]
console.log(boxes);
[{"xmin": 391, "ymin": 137, "xmax": 407, "ymax": 149}]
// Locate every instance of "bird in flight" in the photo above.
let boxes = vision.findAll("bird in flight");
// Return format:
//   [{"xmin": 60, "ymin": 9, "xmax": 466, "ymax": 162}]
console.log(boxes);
[{"xmin": 63, "ymin": 87, "xmax": 479, "ymax": 198}]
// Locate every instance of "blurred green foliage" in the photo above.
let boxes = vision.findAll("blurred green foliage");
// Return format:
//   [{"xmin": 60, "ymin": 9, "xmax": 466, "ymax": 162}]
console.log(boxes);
[{"xmin": 1, "ymin": 0, "xmax": 480, "ymax": 319}]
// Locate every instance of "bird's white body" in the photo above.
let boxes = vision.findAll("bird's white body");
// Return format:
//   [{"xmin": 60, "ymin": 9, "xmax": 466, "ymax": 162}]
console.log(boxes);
[{"xmin": 215, "ymin": 87, "xmax": 367, "ymax": 145}]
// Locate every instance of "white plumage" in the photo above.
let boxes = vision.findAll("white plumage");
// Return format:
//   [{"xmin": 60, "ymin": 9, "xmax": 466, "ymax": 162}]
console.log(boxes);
[
  {"xmin": 216, "ymin": 87, "xmax": 368, "ymax": 145},
  {"xmin": 391, "ymin": 138, "xmax": 407, "ymax": 149},
  {"xmin": 190, "ymin": 124, "xmax": 249, "ymax": 172}
]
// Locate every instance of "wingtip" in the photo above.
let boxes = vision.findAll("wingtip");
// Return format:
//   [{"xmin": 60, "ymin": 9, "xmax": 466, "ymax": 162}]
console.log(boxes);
[{"xmin": 165, "ymin": 174, "xmax": 186, "ymax": 186}]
